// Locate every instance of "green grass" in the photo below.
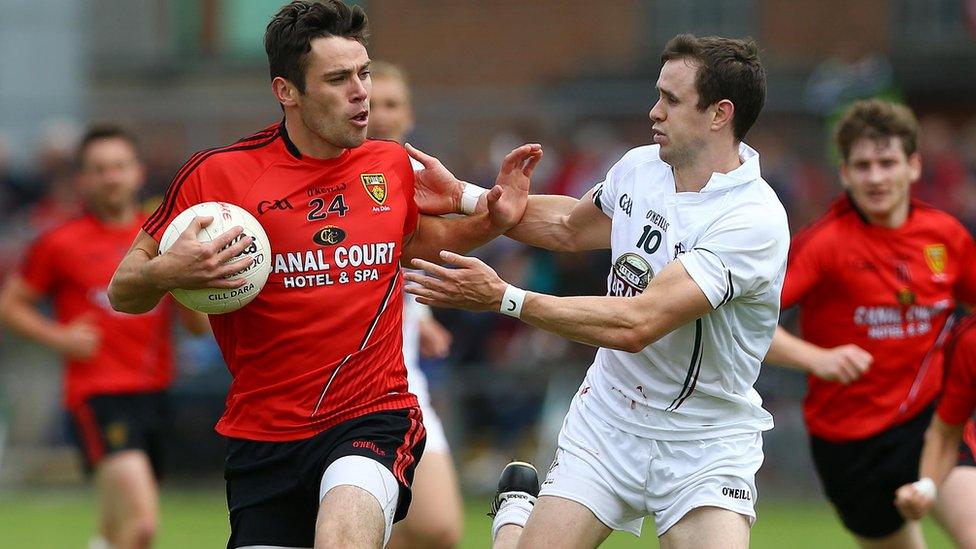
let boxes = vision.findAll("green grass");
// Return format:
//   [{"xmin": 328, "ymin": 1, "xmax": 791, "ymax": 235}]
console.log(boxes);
[{"xmin": 0, "ymin": 489, "xmax": 954, "ymax": 548}]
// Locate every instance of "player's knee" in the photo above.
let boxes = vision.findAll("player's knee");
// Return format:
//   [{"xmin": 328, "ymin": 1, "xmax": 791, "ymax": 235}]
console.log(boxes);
[{"xmin": 130, "ymin": 516, "xmax": 158, "ymax": 549}]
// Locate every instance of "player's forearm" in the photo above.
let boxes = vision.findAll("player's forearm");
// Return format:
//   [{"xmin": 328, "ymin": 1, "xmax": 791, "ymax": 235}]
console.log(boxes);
[
  {"xmin": 519, "ymin": 293, "xmax": 658, "ymax": 353},
  {"xmin": 402, "ymin": 213, "xmax": 503, "ymax": 264},
  {"xmin": 763, "ymin": 326, "xmax": 821, "ymax": 373},
  {"xmin": 504, "ymin": 195, "xmax": 582, "ymax": 251},
  {"xmin": 0, "ymin": 297, "xmax": 72, "ymax": 352},
  {"xmin": 108, "ymin": 249, "xmax": 169, "ymax": 314},
  {"xmin": 919, "ymin": 417, "xmax": 965, "ymax": 486}
]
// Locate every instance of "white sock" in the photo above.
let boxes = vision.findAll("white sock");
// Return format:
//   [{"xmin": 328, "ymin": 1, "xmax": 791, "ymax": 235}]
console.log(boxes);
[
  {"xmin": 491, "ymin": 496, "xmax": 535, "ymax": 541},
  {"xmin": 88, "ymin": 536, "xmax": 113, "ymax": 549}
]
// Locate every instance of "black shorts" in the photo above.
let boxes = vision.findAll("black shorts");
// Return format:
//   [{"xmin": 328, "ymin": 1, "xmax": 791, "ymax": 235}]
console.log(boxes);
[
  {"xmin": 810, "ymin": 404, "xmax": 934, "ymax": 539},
  {"xmin": 68, "ymin": 390, "xmax": 170, "ymax": 477},
  {"xmin": 224, "ymin": 407, "xmax": 426, "ymax": 549}
]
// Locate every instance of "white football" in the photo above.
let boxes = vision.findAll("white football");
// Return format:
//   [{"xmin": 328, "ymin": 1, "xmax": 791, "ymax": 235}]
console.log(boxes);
[{"xmin": 159, "ymin": 201, "xmax": 272, "ymax": 314}]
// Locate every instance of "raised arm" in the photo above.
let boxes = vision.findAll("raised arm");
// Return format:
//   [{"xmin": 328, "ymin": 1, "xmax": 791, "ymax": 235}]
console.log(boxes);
[
  {"xmin": 765, "ymin": 326, "xmax": 873, "ymax": 384},
  {"xmin": 503, "ymin": 186, "xmax": 611, "ymax": 252},
  {"xmin": 108, "ymin": 217, "xmax": 254, "ymax": 314},
  {"xmin": 402, "ymin": 144, "xmax": 541, "ymax": 264}
]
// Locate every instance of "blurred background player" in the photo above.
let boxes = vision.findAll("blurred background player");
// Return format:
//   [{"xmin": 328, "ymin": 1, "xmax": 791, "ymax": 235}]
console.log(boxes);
[
  {"xmin": 766, "ymin": 99, "xmax": 976, "ymax": 548},
  {"xmin": 368, "ymin": 61, "xmax": 464, "ymax": 549},
  {"xmin": 895, "ymin": 315, "xmax": 976, "ymax": 546},
  {"xmin": 0, "ymin": 125, "xmax": 209, "ymax": 549}
]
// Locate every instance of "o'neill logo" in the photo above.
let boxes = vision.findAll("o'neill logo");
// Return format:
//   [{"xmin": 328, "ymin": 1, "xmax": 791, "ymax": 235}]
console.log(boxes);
[
  {"xmin": 722, "ymin": 486, "xmax": 752, "ymax": 501},
  {"xmin": 352, "ymin": 440, "xmax": 387, "ymax": 456},
  {"xmin": 608, "ymin": 253, "xmax": 652, "ymax": 297},
  {"xmin": 361, "ymin": 173, "xmax": 387, "ymax": 205},
  {"xmin": 312, "ymin": 226, "xmax": 346, "ymax": 246}
]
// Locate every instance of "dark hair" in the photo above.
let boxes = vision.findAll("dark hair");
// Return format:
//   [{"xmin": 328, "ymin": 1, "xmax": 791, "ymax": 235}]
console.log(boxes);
[
  {"xmin": 265, "ymin": 0, "xmax": 369, "ymax": 94},
  {"xmin": 660, "ymin": 34, "xmax": 766, "ymax": 141},
  {"xmin": 835, "ymin": 99, "xmax": 919, "ymax": 161},
  {"xmin": 76, "ymin": 124, "xmax": 139, "ymax": 167}
]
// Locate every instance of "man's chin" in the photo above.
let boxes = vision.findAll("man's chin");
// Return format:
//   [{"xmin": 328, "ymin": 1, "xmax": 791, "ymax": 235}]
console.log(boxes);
[{"xmin": 343, "ymin": 131, "xmax": 368, "ymax": 148}]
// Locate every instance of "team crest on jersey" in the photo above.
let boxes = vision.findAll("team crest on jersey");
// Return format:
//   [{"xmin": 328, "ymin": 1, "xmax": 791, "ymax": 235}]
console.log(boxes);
[
  {"xmin": 361, "ymin": 174, "xmax": 387, "ymax": 205},
  {"xmin": 924, "ymin": 244, "xmax": 947, "ymax": 275},
  {"xmin": 609, "ymin": 253, "xmax": 652, "ymax": 297}
]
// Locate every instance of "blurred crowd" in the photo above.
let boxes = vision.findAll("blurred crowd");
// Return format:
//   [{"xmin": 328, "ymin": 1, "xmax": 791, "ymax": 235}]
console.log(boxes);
[{"xmin": 2, "ymin": 107, "xmax": 976, "ymax": 489}]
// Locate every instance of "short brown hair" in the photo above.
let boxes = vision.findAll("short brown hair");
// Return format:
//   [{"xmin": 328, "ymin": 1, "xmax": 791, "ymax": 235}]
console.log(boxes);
[
  {"xmin": 265, "ymin": 0, "xmax": 369, "ymax": 94},
  {"xmin": 76, "ymin": 124, "xmax": 139, "ymax": 167},
  {"xmin": 835, "ymin": 99, "xmax": 919, "ymax": 161},
  {"xmin": 660, "ymin": 34, "xmax": 766, "ymax": 141}
]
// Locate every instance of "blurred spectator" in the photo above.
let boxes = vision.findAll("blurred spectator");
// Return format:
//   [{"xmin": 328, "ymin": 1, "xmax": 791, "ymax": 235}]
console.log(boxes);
[{"xmin": 915, "ymin": 115, "xmax": 969, "ymax": 217}]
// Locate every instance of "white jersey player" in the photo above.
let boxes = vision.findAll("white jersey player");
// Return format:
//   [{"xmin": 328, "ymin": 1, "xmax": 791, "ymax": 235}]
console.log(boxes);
[{"xmin": 405, "ymin": 34, "xmax": 787, "ymax": 549}]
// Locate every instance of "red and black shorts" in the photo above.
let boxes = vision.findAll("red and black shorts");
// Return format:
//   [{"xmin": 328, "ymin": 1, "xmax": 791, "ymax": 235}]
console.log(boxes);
[
  {"xmin": 224, "ymin": 407, "xmax": 425, "ymax": 549},
  {"xmin": 68, "ymin": 390, "xmax": 170, "ymax": 477}
]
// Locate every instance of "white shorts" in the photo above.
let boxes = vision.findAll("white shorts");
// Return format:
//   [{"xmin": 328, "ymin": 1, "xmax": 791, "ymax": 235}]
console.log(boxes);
[
  {"xmin": 540, "ymin": 396, "xmax": 762, "ymax": 537},
  {"xmin": 406, "ymin": 360, "xmax": 449, "ymax": 455}
]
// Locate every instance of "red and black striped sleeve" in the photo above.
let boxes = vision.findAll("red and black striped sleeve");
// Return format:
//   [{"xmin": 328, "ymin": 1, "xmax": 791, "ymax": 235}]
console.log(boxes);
[
  {"xmin": 143, "ymin": 127, "xmax": 279, "ymax": 239},
  {"xmin": 142, "ymin": 150, "xmax": 209, "ymax": 239}
]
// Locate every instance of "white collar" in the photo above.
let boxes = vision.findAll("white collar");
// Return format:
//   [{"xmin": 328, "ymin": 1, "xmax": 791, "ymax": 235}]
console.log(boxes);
[{"xmin": 699, "ymin": 142, "xmax": 761, "ymax": 192}]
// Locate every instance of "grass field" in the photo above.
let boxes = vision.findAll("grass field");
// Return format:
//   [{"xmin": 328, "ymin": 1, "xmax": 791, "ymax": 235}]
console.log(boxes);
[{"xmin": 0, "ymin": 488, "xmax": 954, "ymax": 548}]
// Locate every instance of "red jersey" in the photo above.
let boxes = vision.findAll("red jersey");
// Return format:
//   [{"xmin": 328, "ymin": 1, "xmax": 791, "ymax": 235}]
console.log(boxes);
[
  {"xmin": 937, "ymin": 315, "xmax": 976, "ymax": 425},
  {"xmin": 782, "ymin": 195, "xmax": 976, "ymax": 441},
  {"xmin": 20, "ymin": 213, "xmax": 175, "ymax": 410},
  {"xmin": 143, "ymin": 122, "xmax": 419, "ymax": 442}
]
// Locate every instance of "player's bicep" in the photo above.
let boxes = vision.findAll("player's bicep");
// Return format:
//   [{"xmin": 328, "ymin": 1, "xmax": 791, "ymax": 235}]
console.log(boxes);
[
  {"xmin": 565, "ymin": 186, "xmax": 612, "ymax": 250},
  {"xmin": 637, "ymin": 259, "xmax": 713, "ymax": 338}
]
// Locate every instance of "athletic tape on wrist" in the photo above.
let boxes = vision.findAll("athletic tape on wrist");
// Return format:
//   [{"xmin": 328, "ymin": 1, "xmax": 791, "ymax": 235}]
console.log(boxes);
[
  {"xmin": 913, "ymin": 477, "xmax": 937, "ymax": 500},
  {"xmin": 499, "ymin": 285, "xmax": 526, "ymax": 318},
  {"xmin": 460, "ymin": 182, "xmax": 488, "ymax": 215}
]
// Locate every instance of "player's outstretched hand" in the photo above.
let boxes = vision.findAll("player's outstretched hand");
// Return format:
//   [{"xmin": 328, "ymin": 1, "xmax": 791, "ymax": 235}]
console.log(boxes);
[
  {"xmin": 55, "ymin": 312, "xmax": 101, "ymax": 360},
  {"xmin": 477, "ymin": 144, "xmax": 543, "ymax": 230},
  {"xmin": 894, "ymin": 481, "xmax": 935, "ymax": 520},
  {"xmin": 404, "ymin": 251, "xmax": 507, "ymax": 312},
  {"xmin": 407, "ymin": 143, "xmax": 465, "ymax": 215},
  {"xmin": 151, "ymin": 216, "xmax": 255, "ymax": 291},
  {"xmin": 810, "ymin": 344, "xmax": 872, "ymax": 384}
]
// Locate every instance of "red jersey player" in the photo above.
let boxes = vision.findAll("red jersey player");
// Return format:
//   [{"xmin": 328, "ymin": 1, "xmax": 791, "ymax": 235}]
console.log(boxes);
[
  {"xmin": 766, "ymin": 99, "xmax": 976, "ymax": 548},
  {"xmin": 0, "ymin": 125, "xmax": 209, "ymax": 549},
  {"xmin": 895, "ymin": 315, "xmax": 976, "ymax": 546},
  {"xmin": 108, "ymin": 2, "xmax": 541, "ymax": 548}
]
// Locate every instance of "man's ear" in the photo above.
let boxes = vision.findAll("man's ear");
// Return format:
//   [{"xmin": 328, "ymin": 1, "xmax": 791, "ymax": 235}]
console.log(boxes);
[{"xmin": 272, "ymin": 76, "xmax": 300, "ymax": 108}]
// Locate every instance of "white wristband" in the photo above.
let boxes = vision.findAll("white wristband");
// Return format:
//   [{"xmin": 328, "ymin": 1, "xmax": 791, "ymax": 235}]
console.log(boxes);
[
  {"xmin": 460, "ymin": 182, "xmax": 488, "ymax": 215},
  {"xmin": 913, "ymin": 477, "xmax": 937, "ymax": 500},
  {"xmin": 499, "ymin": 285, "xmax": 527, "ymax": 318}
]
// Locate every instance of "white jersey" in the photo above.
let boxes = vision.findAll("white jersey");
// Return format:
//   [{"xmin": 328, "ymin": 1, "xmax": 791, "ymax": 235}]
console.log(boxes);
[{"xmin": 583, "ymin": 143, "xmax": 788, "ymax": 441}]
